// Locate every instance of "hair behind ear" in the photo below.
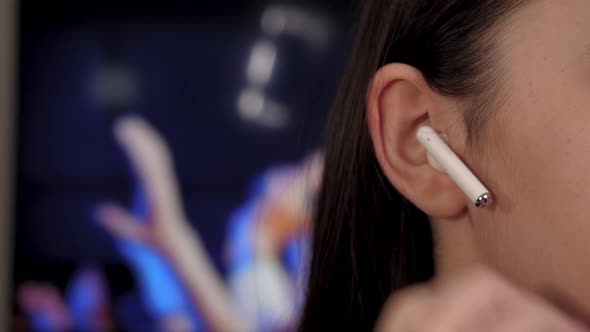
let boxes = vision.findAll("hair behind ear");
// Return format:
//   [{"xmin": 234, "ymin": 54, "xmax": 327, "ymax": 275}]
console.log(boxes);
[{"xmin": 298, "ymin": 2, "xmax": 434, "ymax": 330}]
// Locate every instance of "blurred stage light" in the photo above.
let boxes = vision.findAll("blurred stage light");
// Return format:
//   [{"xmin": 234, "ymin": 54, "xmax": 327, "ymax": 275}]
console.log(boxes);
[
  {"xmin": 91, "ymin": 65, "xmax": 138, "ymax": 109},
  {"xmin": 239, "ymin": 4, "xmax": 337, "ymax": 130},
  {"xmin": 261, "ymin": 5, "xmax": 332, "ymax": 49},
  {"xmin": 246, "ymin": 39, "xmax": 277, "ymax": 86},
  {"xmin": 260, "ymin": 6, "xmax": 287, "ymax": 36},
  {"xmin": 237, "ymin": 88, "xmax": 288, "ymax": 129},
  {"xmin": 238, "ymin": 88, "xmax": 265, "ymax": 120}
]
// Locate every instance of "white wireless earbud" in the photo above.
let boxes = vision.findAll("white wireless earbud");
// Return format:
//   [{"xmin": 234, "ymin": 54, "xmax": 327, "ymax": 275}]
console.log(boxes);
[{"xmin": 416, "ymin": 126, "xmax": 492, "ymax": 208}]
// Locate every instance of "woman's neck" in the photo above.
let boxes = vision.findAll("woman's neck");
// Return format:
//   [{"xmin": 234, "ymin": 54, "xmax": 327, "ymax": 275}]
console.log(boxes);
[{"xmin": 430, "ymin": 215, "xmax": 482, "ymax": 278}]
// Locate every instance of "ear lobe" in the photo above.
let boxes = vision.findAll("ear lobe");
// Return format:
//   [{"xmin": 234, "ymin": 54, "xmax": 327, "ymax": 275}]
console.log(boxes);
[{"xmin": 367, "ymin": 63, "xmax": 467, "ymax": 219}]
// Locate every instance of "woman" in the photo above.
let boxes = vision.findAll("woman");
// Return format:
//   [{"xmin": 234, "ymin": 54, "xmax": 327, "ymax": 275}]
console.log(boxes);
[{"xmin": 300, "ymin": 0, "xmax": 590, "ymax": 331}]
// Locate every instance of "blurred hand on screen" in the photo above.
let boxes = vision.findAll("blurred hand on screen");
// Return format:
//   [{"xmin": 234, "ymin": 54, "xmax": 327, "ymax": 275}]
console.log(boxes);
[
  {"xmin": 376, "ymin": 266, "xmax": 589, "ymax": 332},
  {"xmin": 95, "ymin": 116, "xmax": 241, "ymax": 332},
  {"xmin": 254, "ymin": 151, "xmax": 323, "ymax": 255},
  {"xmin": 18, "ymin": 282, "xmax": 72, "ymax": 332},
  {"xmin": 96, "ymin": 116, "xmax": 189, "ymax": 251}
]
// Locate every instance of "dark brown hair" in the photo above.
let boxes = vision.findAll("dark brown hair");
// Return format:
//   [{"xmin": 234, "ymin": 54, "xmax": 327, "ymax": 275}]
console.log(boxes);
[{"xmin": 299, "ymin": 1, "xmax": 526, "ymax": 330}]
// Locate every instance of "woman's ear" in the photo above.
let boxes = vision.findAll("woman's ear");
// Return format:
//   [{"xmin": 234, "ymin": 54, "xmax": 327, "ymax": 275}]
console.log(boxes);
[{"xmin": 367, "ymin": 63, "xmax": 467, "ymax": 218}]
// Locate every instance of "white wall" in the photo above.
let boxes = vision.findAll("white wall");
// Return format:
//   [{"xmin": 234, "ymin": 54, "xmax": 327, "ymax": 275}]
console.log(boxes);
[{"xmin": 0, "ymin": 0, "xmax": 17, "ymax": 328}]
